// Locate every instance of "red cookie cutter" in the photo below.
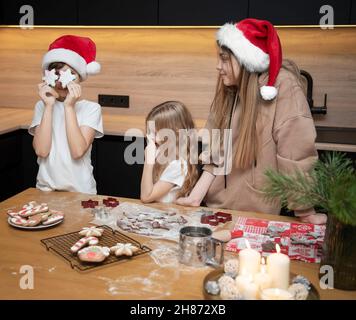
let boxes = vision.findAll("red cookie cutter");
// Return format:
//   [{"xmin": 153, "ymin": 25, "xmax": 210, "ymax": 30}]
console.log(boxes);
[
  {"xmin": 201, "ymin": 211, "xmax": 232, "ymax": 226},
  {"xmin": 215, "ymin": 211, "xmax": 232, "ymax": 223},
  {"xmin": 81, "ymin": 199, "xmax": 99, "ymax": 208},
  {"xmin": 103, "ymin": 197, "xmax": 119, "ymax": 208}
]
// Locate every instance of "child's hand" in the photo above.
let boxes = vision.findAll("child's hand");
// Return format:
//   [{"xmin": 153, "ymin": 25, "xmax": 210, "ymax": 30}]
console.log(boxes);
[
  {"xmin": 145, "ymin": 139, "xmax": 156, "ymax": 165},
  {"xmin": 300, "ymin": 213, "xmax": 327, "ymax": 225},
  {"xmin": 175, "ymin": 196, "xmax": 201, "ymax": 207},
  {"xmin": 38, "ymin": 83, "xmax": 59, "ymax": 107},
  {"xmin": 64, "ymin": 82, "xmax": 81, "ymax": 107}
]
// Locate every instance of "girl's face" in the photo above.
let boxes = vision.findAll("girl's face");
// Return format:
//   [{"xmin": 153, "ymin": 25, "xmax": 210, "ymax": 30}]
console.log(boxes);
[
  {"xmin": 216, "ymin": 47, "xmax": 241, "ymax": 87},
  {"xmin": 53, "ymin": 64, "xmax": 80, "ymax": 100}
]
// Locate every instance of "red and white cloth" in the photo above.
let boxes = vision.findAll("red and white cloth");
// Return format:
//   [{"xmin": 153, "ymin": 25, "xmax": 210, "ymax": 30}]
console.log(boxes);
[{"xmin": 226, "ymin": 216, "xmax": 325, "ymax": 263}]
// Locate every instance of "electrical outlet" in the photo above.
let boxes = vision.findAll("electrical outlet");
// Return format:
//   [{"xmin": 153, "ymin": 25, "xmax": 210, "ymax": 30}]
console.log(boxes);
[{"xmin": 98, "ymin": 94, "xmax": 129, "ymax": 108}]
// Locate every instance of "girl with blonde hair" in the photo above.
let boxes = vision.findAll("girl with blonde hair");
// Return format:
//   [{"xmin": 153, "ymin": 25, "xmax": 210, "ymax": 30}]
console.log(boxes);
[{"xmin": 140, "ymin": 101, "xmax": 199, "ymax": 203}]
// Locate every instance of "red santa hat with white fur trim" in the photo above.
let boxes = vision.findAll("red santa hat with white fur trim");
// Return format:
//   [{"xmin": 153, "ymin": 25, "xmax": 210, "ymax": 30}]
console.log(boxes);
[
  {"xmin": 217, "ymin": 18, "xmax": 282, "ymax": 100},
  {"xmin": 42, "ymin": 35, "xmax": 100, "ymax": 81}
]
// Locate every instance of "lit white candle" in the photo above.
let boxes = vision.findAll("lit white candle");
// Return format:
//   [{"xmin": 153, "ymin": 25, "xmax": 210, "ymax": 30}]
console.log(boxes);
[
  {"xmin": 254, "ymin": 258, "xmax": 272, "ymax": 293},
  {"xmin": 260, "ymin": 288, "xmax": 294, "ymax": 300},
  {"xmin": 235, "ymin": 274, "xmax": 259, "ymax": 300},
  {"xmin": 238, "ymin": 239, "xmax": 261, "ymax": 276},
  {"xmin": 267, "ymin": 244, "xmax": 290, "ymax": 290}
]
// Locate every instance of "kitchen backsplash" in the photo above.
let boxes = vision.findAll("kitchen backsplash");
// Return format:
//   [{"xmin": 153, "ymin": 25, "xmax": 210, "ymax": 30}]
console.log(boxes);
[{"xmin": 0, "ymin": 26, "xmax": 355, "ymax": 128}]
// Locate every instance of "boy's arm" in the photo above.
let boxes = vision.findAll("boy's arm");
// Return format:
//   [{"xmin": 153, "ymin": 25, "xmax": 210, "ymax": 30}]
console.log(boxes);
[
  {"xmin": 32, "ymin": 83, "xmax": 58, "ymax": 158},
  {"xmin": 64, "ymin": 82, "xmax": 95, "ymax": 159}
]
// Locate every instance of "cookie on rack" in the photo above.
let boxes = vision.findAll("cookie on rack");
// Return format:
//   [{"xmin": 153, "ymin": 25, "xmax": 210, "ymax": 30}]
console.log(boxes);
[
  {"xmin": 78, "ymin": 246, "xmax": 110, "ymax": 263},
  {"xmin": 110, "ymin": 243, "xmax": 139, "ymax": 257},
  {"xmin": 70, "ymin": 236, "xmax": 99, "ymax": 253},
  {"xmin": 79, "ymin": 226, "xmax": 104, "ymax": 237}
]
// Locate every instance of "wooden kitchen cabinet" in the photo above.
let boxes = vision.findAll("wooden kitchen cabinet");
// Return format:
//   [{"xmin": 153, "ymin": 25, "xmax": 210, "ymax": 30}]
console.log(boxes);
[
  {"xmin": 248, "ymin": 0, "xmax": 351, "ymax": 25},
  {"xmin": 159, "ymin": 0, "xmax": 248, "ymax": 26}
]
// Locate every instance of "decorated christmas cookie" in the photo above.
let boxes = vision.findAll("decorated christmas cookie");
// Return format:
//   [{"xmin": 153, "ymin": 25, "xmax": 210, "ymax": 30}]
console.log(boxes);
[
  {"xmin": 42, "ymin": 69, "xmax": 59, "ymax": 87},
  {"xmin": 10, "ymin": 216, "xmax": 28, "ymax": 226},
  {"xmin": 58, "ymin": 69, "xmax": 76, "ymax": 88},
  {"xmin": 70, "ymin": 236, "xmax": 99, "ymax": 253},
  {"xmin": 42, "ymin": 211, "xmax": 64, "ymax": 225},
  {"xmin": 78, "ymin": 246, "xmax": 110, "ymax": 263},
  {"xmin": 110, "ymin": 243, "xmax": 139, "ymax": 257},
  {"xmin": 79, "ymin": 226, "xmax": 104, "ymax": 237},
  {"xmin": 8, "ymin": 202, "xmax": 49, "ymax": 217}
]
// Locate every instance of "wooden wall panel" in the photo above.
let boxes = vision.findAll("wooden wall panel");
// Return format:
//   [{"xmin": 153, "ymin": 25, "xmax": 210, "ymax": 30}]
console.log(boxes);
[{"xmin": 0, "ymin": 27, "xmax": 355, "ymax": 128}]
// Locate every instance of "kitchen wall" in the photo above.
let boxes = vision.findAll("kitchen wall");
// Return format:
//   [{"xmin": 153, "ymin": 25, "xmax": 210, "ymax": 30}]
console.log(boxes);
[{"xmin": 0, "ymin": 26, "xmax": 355, "ymax": 128}]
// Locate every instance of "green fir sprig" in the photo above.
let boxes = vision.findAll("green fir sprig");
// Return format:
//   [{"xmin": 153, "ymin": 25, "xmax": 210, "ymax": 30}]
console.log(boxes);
[{"xmin": 262, "ymin": 152, "xmax": 356, "ymax": 226}]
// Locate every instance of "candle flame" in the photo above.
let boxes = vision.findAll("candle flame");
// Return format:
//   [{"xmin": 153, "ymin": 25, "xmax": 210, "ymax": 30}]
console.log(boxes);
[
  {"xmin": 244, "ymin": 239, "xmax": 251, "ymax": 249},
  {"xmin": 275, "ymin": 243, "xmax": 281, "ymax": 253},
  {"xmin": 261, "ymin": 257, "xmax": 266, "ymax": 265}
]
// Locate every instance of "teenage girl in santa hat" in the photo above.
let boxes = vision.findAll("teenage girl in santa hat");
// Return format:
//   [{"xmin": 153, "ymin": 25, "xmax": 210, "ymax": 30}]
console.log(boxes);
[
  {"xmin": 177, "ymin": 19, "xmax": 327, "ymax": 225},
  {"xmin": 29, "ymin": 35, "xmax": 103, "ymax": 194}
]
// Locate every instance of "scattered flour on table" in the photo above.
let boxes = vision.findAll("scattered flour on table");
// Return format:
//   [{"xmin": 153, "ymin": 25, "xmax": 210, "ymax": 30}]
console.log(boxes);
[{"xmin": 98, "ymin": 267, "xmax": 178, "ymax": 299}]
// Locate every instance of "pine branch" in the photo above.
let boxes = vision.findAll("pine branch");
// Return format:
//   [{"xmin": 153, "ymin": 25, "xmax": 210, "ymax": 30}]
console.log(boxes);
[{"xmin": 262, "ymin": 152, "xmax": 356, "ymax": 225}]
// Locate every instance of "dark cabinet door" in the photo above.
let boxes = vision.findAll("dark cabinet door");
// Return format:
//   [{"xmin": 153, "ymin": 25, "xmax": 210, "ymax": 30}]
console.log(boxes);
[
  {"xmin": 1, "ymin": 0, "xmax": 78, "ymax": 25},
  {"xmin": 95, "ymin": 135, "xmax": 144, "ymax": 199},
  {"xmin": 159, "ymin": 0, "xmax": 248, "ymax": 25},
  {"xmin": 350, "ymin": 0, "xmax": 356, "ymax": 23},
  {"xmin": 0, "ymin": 131, "xmax": 23, "ymax": 201},
  {"xmin": 21, "ymin": 130, "xmax": 38, "ymax": 190},
  {"xmin": 77, "ymin": 0, "xmax": 158, "ymax": 25},
  {"xmin": 248, "ymin": 0, "xmax": 351, "ymax": 25}
]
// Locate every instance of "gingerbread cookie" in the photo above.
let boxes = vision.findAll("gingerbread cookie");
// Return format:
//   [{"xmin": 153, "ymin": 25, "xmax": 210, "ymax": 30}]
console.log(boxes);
[
  {"xmin": 17, "ymin": 202, "xmax": 49, "ymax": 218},
  {"xmin": 79, "ymin": 226, "xmax": 104, "ymax": 237},
  {"xmin": 25, "ymin": 213, "xmax": 44, "ymax": 227},
  {"xmin": 78, "ymin": 246, "xmax": 110, "ymax": 263},
  {"xmin": 70, "ymin": 236, "xmax": 99, "ymax": 253},
  {"xmin": 42, "ymin": 69, "xmax": 58, "ymax": 87},
  {"xmin": 110, "ymin": 243, "xmax": 139, "ymax": 257},
  {"xmin": 58, "ymin": 69, "xmax": 76, "ymax": 88},
  {"xmin": 10, "ymin": 216, "xmax": 28, "ymax": 226},
  {"xmin": 42, "ymin": 211, "xmax": 64, "ymax": 225}
]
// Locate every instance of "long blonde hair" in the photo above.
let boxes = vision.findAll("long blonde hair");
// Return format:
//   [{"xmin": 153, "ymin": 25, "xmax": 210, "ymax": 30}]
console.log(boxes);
[
  {"xmin": 210, "ymin": 46, "xmax": 302, "ymax": 169},
  {"xmin": 145, "ymin": 101, "xmax": 199, "ymax": 197}
]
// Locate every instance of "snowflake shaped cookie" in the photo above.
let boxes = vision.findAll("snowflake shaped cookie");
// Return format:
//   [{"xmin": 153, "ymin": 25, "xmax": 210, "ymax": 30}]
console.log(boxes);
[
  {"xmin": 42, "ymin": 69, "xmax": 59, "ymax": 87},
  {"xmin": 59, "ymin": 69, "xmax": 76, "ymax": 88},
  {"xmin": 79, "ymin": 226, "xmax": 104, "ymax": 237},
  {"xmin": 110, "ymin": 243, "xmax": 139, "ymax": 256}
]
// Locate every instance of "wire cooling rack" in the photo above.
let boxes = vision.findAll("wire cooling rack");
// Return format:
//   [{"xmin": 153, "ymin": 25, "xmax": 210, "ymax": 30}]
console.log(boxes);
[{"xmin": 41, "ymin": 225, "xmax": 151, "ymax": 271}]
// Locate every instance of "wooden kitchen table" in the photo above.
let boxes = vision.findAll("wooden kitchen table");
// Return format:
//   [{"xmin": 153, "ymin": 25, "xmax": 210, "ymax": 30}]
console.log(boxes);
[{"xmin": 1, "ymin": 188, "xmax": 355, "ymax": 300}]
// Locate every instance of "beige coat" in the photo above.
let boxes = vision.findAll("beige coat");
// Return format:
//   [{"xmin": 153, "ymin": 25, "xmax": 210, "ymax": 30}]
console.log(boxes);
[{"xmin": 202, "ymin": 68, "xmax": 318, "ymax": 216}]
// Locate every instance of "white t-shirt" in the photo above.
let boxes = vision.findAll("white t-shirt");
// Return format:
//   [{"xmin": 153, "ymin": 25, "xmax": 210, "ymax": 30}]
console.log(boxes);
[
  {"xmin": 158, "ymin": 159, "xmax": 188, "ymax": 203},
  {"xmin": 28, "ymin": 99, "xmax": 104, "ymax": 194}
]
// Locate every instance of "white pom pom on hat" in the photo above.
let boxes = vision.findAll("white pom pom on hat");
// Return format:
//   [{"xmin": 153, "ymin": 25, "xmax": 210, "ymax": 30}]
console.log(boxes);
[
  {"xmin": 217, "ymin": 18, "xmax": 282, "ymax": 101},
  {"xmin": 260, "ymin": 85, "xmax": 278, "ymax": 100},
  {"xmin": 86, "ymin": 61, "xmax": 101, "ymax": 75},
  {"xmin": 42, "ymin": 35, "xmax": 100, "ymax": 81}
]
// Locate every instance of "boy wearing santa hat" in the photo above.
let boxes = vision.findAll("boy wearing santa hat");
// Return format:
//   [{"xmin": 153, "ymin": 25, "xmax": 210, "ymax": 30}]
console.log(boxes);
[{"xmin": 29, "ymin": 35, "xmax": 103, "ymax": 194}]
